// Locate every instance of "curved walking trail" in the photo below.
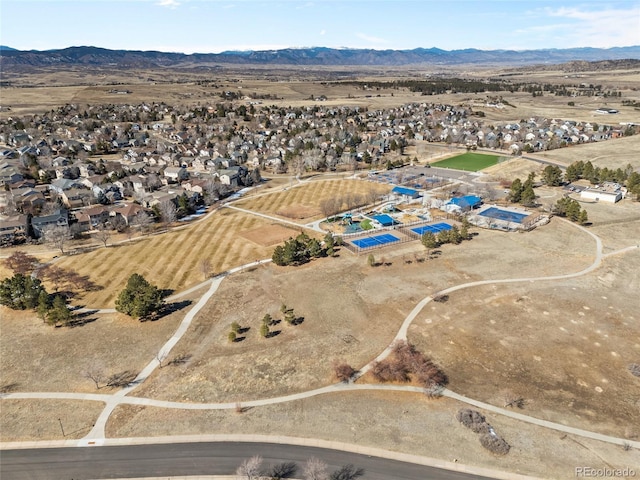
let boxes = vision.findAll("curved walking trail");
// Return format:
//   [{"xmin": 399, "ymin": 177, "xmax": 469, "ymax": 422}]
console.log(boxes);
[{"xmin": 2, "ymin": 219, "xmax": 639, "ymax": 453}]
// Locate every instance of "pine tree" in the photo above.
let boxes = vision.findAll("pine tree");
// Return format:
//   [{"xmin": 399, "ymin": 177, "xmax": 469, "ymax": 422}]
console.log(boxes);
[{"xmin": 115, "ymin": 273, "xmax": 164, "ymax": 320}]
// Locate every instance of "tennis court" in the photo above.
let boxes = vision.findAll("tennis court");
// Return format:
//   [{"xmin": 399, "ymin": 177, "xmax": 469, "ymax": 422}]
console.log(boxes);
[
  {"xmin": 478, "ymin": 207, "xmax": 529, "ymax": 224},
  {"xmin": 351, "ymin": 233, "xmax": 400, "ymax": 249},
  {"xmin": 411, "ymin": 222, "xmax": 452, "ymax": 235}
]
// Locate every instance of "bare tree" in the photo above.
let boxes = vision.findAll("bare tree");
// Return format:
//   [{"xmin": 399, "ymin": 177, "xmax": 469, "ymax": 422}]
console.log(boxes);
[
  {"xmin": 95, "ymin": 223, "xmax": 112, "ymax": 247},
  {"xmin": 130, "ymin": 211, "xmax": 154, "ymax": 233},
  {"xmin": 303, "ymin": 458, "xmax": 329, "ymax": 480},
  {"xmin": 268, "ymin": 462, "xmax": 297, "ymax": 480},
  {"xmin": 84, "ymin": 363, "xmax": 106, "ymax": 389},
  {"xmin": 156, "ymin": 350, "xmax": 169, "ymax": 368},
  {"xmin": 330, "ymin": 464, "xmax": 364, "ymax": 480},
  {"xmin": 366, "ymin": 186, "xmax": 380, "ymax": 205},
  {"xmin": 43, "ymin": 225, "xmax": 71, "ymax": 254},
  {"xmin": 159, "ymin": 200, "xmax": 177, "ymax": 225},
  {"xmin": 236, "ymin": 455, "xmax": 263, "ymax": 480},
  {"xmin": 2, "ymin": 251, "xmax": 39, "ymax": 275},
  {"xmin": 110, "ymin": 215, "xmax": 128, "ymax": 233},
  {"xmin": 198, "ymin": 258, "xmax": 213, "ymax": 280},
  {"xmin": 320, "ymin": 198, "xmax": 336, "ymax": 220},
  {"xmin": 38, "ymin": 264, "xmax": 69, "ymax": 292}
]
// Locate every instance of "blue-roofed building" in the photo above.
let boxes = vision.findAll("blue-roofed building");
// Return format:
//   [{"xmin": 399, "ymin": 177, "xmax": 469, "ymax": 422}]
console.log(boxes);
[
  {"xmin": 443, "ymin": 195, "xmax": 482, "ymax": 213},
  {"xmin": 371, "ymin": 214, "xmax": 397, "ymax": 227},
  {"xmin": 391, "ymin": 186, "xmax": 420, "ymax": 200}
]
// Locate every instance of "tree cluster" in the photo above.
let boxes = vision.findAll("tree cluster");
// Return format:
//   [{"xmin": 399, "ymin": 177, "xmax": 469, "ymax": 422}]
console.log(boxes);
[
  {"xmin": 272, "ymin": 232, "xmax": 325, "ymax": 266},
  {"xmin": 115, "ymin": 273, "xmax": 163, "ymax": 320},
  {"xmin": 554, "ymin": 197, "xmax": 588, "ymax": 224},
  {"xmin": 565, "ymin": 161, "xmax": 640, "ymax": 199},
  {"xmin": 420, "ymin": 222, "xmax": 471, "ymax": 254},
  {"xmin": 370, "ymin": 341, "xmax": 447, "ymax": 388},
  {"xmin": 508, "ymin": 172, "xmax": 536, "ymax": 206},
  {"xmin": 0, "ymin": 273, "xmax": 73, "ymax": 326},
  {"xmin": 541, "ymin": 165, "xmax": 563, "ymax": 186}
]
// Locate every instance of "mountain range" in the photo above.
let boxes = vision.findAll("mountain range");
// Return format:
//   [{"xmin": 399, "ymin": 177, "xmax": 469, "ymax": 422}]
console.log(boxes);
[{"xmin": 1, "ymin": 45, "xmax": 640, "ymax": 69}]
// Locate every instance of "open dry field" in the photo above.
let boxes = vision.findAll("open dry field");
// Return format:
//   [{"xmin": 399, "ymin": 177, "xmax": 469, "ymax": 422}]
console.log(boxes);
[
  {"xmin": 408, "ymin": 248, "xmax": 640, "ymax": 438},
  {"xmin": 3, "ymin": 202, "xmax": 639, "ymax": 475},
  {"xmin": 127, "ymin": 218, "xmax": 595, "ymax": 403},
  {"xmin": 234, "ymin": 179, "xmax": 391, "ymax": 223},
  {"xmin": 0, "ymin": 399, "xmax": 105, "ymax": 442},
  {"xmin": 530, "ymin": 134, "xmax": 640, "ymax": 170},
  {"xmin": 4, "ymin": 64, "xmax": 638, "ymax": 123},
  {"xmin": 0, "ymin": 289, "xmax": 197, "ymax": 393},
  {"xmin": 53, "ymin": 209, "xmax": 277, "ymax": 307}
]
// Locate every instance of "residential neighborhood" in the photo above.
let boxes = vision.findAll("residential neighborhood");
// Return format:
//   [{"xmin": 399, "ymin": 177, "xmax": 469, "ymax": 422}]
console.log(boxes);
[{"xmin": 1, "ymin": 99, "xmax": 636, "ymax": 246}]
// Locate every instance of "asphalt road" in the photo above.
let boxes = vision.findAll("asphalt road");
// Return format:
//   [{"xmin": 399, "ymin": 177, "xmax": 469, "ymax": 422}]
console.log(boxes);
[{"xmin": 1, "ymin": 442, "xmax": 497, "ymax": 480}]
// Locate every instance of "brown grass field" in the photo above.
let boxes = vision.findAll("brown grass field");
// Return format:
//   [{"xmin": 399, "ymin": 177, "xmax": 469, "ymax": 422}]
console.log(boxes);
[
  {"xmin": 234, "ymin": 179, "xmax": 390, "ymax": 222},
  {"xmin": 240, "ymin": 224, "xmax": 302, "ymax": 247},
  {"xmin": 53, "ymin": 209, "xmax": 276, "ymax": 307}
]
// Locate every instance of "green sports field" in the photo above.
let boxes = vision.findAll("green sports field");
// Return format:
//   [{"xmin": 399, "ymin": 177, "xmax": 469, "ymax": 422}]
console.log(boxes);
[{"xmin": 431, "ymin": 152, "xmax": 500, "ymax": 171}]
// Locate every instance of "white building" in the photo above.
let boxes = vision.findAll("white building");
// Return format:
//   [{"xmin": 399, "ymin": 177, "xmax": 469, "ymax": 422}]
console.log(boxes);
[{"xmin": 580, "ymin": 183, "xmax": 623, "ymax": 203}]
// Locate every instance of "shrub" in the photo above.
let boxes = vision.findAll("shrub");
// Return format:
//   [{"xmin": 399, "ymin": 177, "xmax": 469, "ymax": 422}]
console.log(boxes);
[
  {"xmin": 479, "ymin": 432, "xmax": 510, "ymax": 455},
  {"xmin": 231, "ymin": 321, "xmax": 241, "ymax": 333},
  {"xmin": 334, "ymin": 363, "xmax": 357, "ymax": 382},
  {"xmin": 371, "ymin": 358, "xmax": 410, "ymax": 383},
  {"xmin": 627, "ymin": 363, "xmax": 640, "ymax": 378},
  {"xmin": 260, "ymin": 322, "xmax": 269, "ymax": 338},
  {"xmin": 228, "ymin": 331, "xmax": 237, "ymax": 343},
  {"xmin": 456, "ymin": 409, "xmax": 489, "ymax": 433}
]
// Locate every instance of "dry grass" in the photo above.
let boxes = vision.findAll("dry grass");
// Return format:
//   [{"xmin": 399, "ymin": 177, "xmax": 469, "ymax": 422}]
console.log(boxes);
[
  {"xmin": 529, "ymin": 135, "xmax": 640, "ymax": 170},
  {"xmin": 235, "ymin": 179, "xmax": 391, "ymax": 222},
  {"xmin": 129, "ymin": 219, "xmax": 595, "ymax": 403},
  {"xmin": 0, "ymin": 399, "xmax": 104, "ymax": 442},
  {"xmin": 408, "ymin": 242, "xmax": 640, "ymax": 437},
  {"xmin": 240, "ymin": 224, "xmax": 302, "ymax": 247},
  {"xmin": 53, "ymin": 210, "xmax": 276, "ymax": 307},
  {"xmin": 0, "ymin": 294, "xmax": 194, "ymax": 392}
]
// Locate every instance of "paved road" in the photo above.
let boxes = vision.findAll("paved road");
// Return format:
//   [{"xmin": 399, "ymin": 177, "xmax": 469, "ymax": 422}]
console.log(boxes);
[{"xmin": 0, "ymin": 442, "xmax": 498, "ymax": 480}]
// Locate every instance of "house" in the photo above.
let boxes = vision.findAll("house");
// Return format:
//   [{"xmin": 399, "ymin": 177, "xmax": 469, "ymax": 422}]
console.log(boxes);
[
  {"xmin": 217, "ymin": 167, "xmax": 240, "ymax": 186},
  {"xmin": 76, "ymin": 205, "xmax": 110, "ymax": 227},
  {"xmin": 49, "ymin": 178, "xmax": 85, "ymax": 194},
  {"xmin": 112, "ymin": 203, "xmax": 147, "ymax": 225},
  {"xmin": 0, "ymin": 162, "xmax": 24, "ymax": 185},
  {"xmin": 164, "ymin": 166, "xmax": 188, "ymax": 183},
  {"xmin": 60, "ymin": 188, "xmax": 91, "ymax": 209},
  {"xmin": 31, "ymin": 209, "xmax": 69, "ymax": 238},
  {"xmin": 0, "ymin": 215, "xmax": 29, "ymax": 244}
]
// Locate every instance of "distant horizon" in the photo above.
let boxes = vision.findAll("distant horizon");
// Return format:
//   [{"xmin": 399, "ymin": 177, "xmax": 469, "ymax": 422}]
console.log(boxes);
[
  {"xmin": 3, "ymin": 44, "xmax": 640, "ymax": 56},
  {"xmin": 1, "ymin": 1, "xmax": 639, "ymax": 54}
]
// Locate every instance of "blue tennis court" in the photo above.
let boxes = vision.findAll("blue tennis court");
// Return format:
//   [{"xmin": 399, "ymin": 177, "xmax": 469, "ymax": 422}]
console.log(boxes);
[
  {"xmin": 351, "ymin": 233, "xmax": 400, "ymax": 249},
  {"xmin": 411, "ymin": 222, "xmax": 452, "ymax": 235},
  {"xmin": 478, "ymin": 207, "xmax": 529, "ymax": 224}
]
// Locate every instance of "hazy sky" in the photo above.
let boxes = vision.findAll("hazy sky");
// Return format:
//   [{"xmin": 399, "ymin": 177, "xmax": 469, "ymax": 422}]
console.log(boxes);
[{"xmin": 2, "ymin": 0, "xmax": 639, "ymax": 53}]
